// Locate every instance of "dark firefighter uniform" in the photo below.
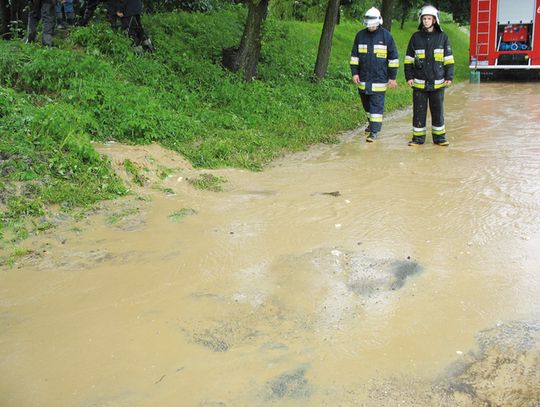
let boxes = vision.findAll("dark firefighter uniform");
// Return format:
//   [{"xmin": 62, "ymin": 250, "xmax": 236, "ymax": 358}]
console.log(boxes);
[
  {"xmin": 350, "ymin": 26, "xmax": 399, "ymax": 137},
  {"xmin": 78, "ymin": 0, "xmax": 118, "ymax": 30},
  {"xmin": 404, "ymin": 26, "xmax": 454, "ymax": 145},
  {"xmin": 115, "ymin": 0, "xmax": 154, "ymax": 52},
  {"xmin": 26, "ymin": 0, "xmax": 56, "ymax": 46}
]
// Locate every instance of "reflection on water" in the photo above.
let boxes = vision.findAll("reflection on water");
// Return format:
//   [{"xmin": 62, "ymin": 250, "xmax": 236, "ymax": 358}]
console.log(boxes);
[{"xmin": 1, "ymin": 83, "xmax": 540, "ymax": 406}]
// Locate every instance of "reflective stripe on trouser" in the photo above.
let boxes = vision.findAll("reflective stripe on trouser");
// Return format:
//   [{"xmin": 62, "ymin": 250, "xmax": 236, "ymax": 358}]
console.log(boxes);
[
  {"xmin": 412, "ymin": 88, "xmax": 445, "ymax": 137},
  {"xmin": 360, "ymin": 91, "xmax": 385, "ymax": 133}
]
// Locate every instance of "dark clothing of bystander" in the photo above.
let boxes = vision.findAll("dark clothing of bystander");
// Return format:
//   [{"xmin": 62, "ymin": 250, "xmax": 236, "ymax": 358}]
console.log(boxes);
[{"xmin": 27, "ymin": 0, "xmax": 56, "ymax": 46}]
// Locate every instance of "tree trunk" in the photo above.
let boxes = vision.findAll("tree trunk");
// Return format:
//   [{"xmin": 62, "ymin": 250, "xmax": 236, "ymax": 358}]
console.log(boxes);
[
  {"xmin": 222, "ymin": 0, "xmax": 270, "ymax": 82},
  {"xmin": 381, "ymin": 0, "xmax": 395, "ymax": 32},
  {"xmin": 0, "ymin": 0, "xmax": 10, "ymax": 39},
  {"xmin": 399, "ymin": 0, "xmax": 413, "ymax": 29},
  {"xmin": 313, "ymin": 0, "xmax": 340, "ymax": 80}
]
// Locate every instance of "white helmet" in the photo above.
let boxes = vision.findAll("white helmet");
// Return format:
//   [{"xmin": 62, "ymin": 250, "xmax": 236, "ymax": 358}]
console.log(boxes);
[
  {"xmin": 364, "ymin": 7, "xmax": 383, "ymax": 28},
  {"xmin": 419, "ymin": 5, "xmax": 440, "ymax": 25}
]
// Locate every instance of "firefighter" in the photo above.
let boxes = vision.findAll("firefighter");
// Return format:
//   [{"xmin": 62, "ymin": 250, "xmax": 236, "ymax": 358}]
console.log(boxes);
[
  {"xmin": 55, "ymin": 0, "xmax": 75, "ymax": 28},
  {"xmin": 115, "ymin": 0, "xmax": 155, "ymax": 53},
  {"xmin": 350, "ymin": 7, "xmax": 399, "ymax": 143},
  {"xmin": 77, "ymin": 0, "xmax": 117, "ymax": 30},
  {"xmin": 404, "ymin": 5, "xmax": 454, "ymax": 146},
  {"xmin": 26, "ymin": 0, "xmax": 56, "ymax": 47}
]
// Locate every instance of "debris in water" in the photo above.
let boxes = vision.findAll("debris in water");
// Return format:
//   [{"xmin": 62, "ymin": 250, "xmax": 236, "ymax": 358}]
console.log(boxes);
[{"xmin": 322, "ymin": 191, "xmax": 341, "ymax": 197}]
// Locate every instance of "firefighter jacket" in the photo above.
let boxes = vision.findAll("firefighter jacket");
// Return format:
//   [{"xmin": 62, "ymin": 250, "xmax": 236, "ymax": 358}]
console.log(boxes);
[
  {"xmin": 114, "ymin": 0, "xmax": 142, "ymax": 17},
  {"xmin": 350, "ymin": 27, "xmax": 399, "ymax": 93},
  {"xmin": 404, "ymin": 28, "xmax": 454, "ymax": 91}
]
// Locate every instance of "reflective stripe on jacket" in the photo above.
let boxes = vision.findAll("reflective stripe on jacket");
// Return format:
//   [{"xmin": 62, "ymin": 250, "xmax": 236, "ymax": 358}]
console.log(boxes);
[
  {"xmin": 404, "ymin": 29, "xmax": 454, "ymax": 91},
  {"xmin": 350, "ymin": 26, "xmax": 399, "ymax": 93}
]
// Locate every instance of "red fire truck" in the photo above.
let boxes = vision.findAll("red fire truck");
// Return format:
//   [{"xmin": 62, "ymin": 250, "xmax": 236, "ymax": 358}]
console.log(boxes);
[{"xmin": 469, "ymin": 0, "xmax": 540, "ymax": 76}]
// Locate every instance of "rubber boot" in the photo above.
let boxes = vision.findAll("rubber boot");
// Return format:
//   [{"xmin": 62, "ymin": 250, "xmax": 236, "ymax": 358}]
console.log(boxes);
[
  {"xmin": 433, "ymin": 134, "xmax": 449, "ymax": 146},
  {"xmin": 25, "ymin": 32, "xmax": 37, "ymax": 43},
  {"xmin": 142, "ymin": 38, "xmax": 155, "ymax": 53},
  {"xmin": 366, "ymin": 132, "xmax": 377, "ymax": 143},
  {"xmin": 408, "ymin": 135, "xmax": 425, "ymax": 146},
  {"xmin": 56, "ymin": 13, "xmax": 66, "ymax": 29},
  {"xmin": 66, "ymin": 12, "xmax": 76, "ymax": 26},
  {"xmin": 42, "ymin": 33, "xmax": 53, "ymax": 47},
  {"xmin": 77, "ymin": 9, "xmax": 92, "ymax": 26}
]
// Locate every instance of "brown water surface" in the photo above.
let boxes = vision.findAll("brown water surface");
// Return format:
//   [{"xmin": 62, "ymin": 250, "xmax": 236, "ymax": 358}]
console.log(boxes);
[{"xmin": 1, "ymin": 83, "xmax": 540, "ymax": 406}]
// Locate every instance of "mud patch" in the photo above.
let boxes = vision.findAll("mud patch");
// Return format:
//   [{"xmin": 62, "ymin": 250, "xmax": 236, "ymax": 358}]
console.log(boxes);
[
  {"xmin": 186, "ymin": 319, "xmax": 259, "ymax": 353},
  {"xmin": 181, "ymin": 249, "xmax": 423, "ymax": 359},
  {"xmin": 440, "ymin": 320, "xmax": 540, "ymax": 406},
  {"xmin": 105, "ymin": 205, "xmax": 147, "ymax": 232},
  {"xmin": 265, "ymin": 367, "xmax": 312, "ymax": 401},
  {"xmin": 181, "ymin": 294, "xmax": 316, "ymax": 356},
  {"xmin": 345, "ymin": 255, "xmax": 422, "ymax": 297},
  {"xmin": 168, "ymin": 208, "xmax": 197, "ymax": 222},
  {"xmin": 19, "ymin": 246, "xmax": 154, "ymax": 272},
  {"xmin": 363, "ymin": 320, "xmax": 540, "ymax": 406}
]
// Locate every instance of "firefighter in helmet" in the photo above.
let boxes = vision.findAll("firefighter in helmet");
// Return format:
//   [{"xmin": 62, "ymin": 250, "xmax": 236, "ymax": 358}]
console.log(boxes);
[
  {"xmin": 350, "ymin": 7, "xmax": 399, "ymax": 143},
  {"xmin": 404, "ymin": 5, "xmax": 454, "ymax": 146}
]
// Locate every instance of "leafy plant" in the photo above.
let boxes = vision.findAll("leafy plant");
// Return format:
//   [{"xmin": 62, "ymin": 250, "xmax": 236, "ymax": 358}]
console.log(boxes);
[
  {"xmin": 168, "ymin": 207, "xmax": 197, "ymax": 221},
  {"xmin": 187, "ymin": 173, "xmax": 227, "ymax": 192},
  {"xmin": 123, "ymin": 159, "xmax": 148, "ymax": 186}
]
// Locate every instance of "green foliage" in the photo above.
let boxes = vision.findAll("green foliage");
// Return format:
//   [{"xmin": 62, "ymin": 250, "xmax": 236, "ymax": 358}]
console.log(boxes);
[
  {"xmin": 187, "ymin": 174, "xmax": 227, "ymax": 192},
  {"xmin": 168, "ymin": 207, "xmax": 197, "ymax": 221},
  {"xmin": 341, "ymin": 0, "xmax": 379, "ymax": 22},
  {"xmin": 269, "ymin": 0, "xmax": 330, "ymax": 22},
  {"xmin": 123, "ymin": 159, "xmax": 148, "ymax": 186},
  {"xmin": 0, "ymin": 246, "xmax": 33, "ymax": 269},
  {"xmin": 158, "ymin": 166, "xmax": 174, "ymax": 180},
  {"xmin": 145, "ymin": 0, "xmax": 215, "ymax": 13},
  {"xmin": 5, "ymin": 196, "xmax": 45, "ymax": 219},
  {"xmin": 106, "ymin": 207, "xmax": 140, "ymax": 225},
  {"xmin": 0, "ymin": 8, "xmax": 470, "ymax": 243}
]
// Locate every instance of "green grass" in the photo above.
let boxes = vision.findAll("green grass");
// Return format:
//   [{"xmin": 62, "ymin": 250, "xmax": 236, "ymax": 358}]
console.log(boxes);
[
  {"xmin": 168, "ymin": 208, "xmax": 197, "ymax": 222},
  {"xmin": 105, "ymin": 207, "xmax": 140, "ymax": 225},
  {"xmin": 0, "ymin": 246, "xmax": 33, "ymax": 269},
  {"xmin": 187, "ymin": 173, "xmax": 227, "ymax": 192},
  {"xmin": 123, "ymin": 159, "xmax": 148, "ymax": 186},
  {"xmin": 0, "ymin": 8, "xmax": 470, "ymax": 245}
]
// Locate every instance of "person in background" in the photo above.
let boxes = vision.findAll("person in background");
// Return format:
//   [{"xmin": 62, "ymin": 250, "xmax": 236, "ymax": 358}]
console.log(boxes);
[
  {"xmin": 350, "ymin": 6, "xmax": 399, "ymax": 143},
  {"xmin": 55, "ymin": 0, "xmax": 75, "ymax": 28},
  {"xmin": 77, "ymin": 0, "xmax": 117, "ymax": 30},
  {"xmin": 26, "ymin": 0, "xmax": 56, "ymax": 46},
  {"xmin": 404, "ymin": 4, "xmax": 454, "ymax": 146},
  {"xmin": 115, "ymin": 0, "xmax": 155, "ymax": 53}
]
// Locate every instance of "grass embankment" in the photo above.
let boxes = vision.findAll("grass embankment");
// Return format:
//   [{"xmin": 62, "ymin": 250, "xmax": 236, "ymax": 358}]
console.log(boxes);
[{"xmin": 0, "ymin": 6, "xmax": 470, "ymax": 246}]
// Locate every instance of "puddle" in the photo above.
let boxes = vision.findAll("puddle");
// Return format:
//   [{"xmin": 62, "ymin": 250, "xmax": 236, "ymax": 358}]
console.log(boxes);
[{"xmin": 1, "ymin": 83, "xmax": 540, "ymax": 406}]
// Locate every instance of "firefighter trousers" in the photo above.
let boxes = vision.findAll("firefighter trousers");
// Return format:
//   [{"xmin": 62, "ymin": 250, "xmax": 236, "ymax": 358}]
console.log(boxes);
[
  {"xmin": 121, "ymin": 15, "xmax": 148, "ymax": 47},
  {"xmin": 359, "ymin": 91, "xmax": 385, "ymax": 134},
  {"xmin": 412, "ymin": 88, "xmax": 445, "ymax": 140},
  {"xmin": 27, "ymin": 0, "xmax": 55, "ymax": 46}
]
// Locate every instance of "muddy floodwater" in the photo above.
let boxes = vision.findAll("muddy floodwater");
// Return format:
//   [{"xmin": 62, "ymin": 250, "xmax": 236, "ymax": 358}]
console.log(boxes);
[{"xmin": 1, "ymin": 83, "xmax": 540, "ymax": 406}]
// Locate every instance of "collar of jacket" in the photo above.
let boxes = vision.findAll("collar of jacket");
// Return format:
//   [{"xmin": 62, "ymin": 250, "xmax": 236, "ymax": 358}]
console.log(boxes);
[
  {"xmin": 418, "ymin": 24, "xmax": 443, "ymax": 33},
  {"xmin": 367, "ymin": 26, "xmax": 381, "ymax": 34}
]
